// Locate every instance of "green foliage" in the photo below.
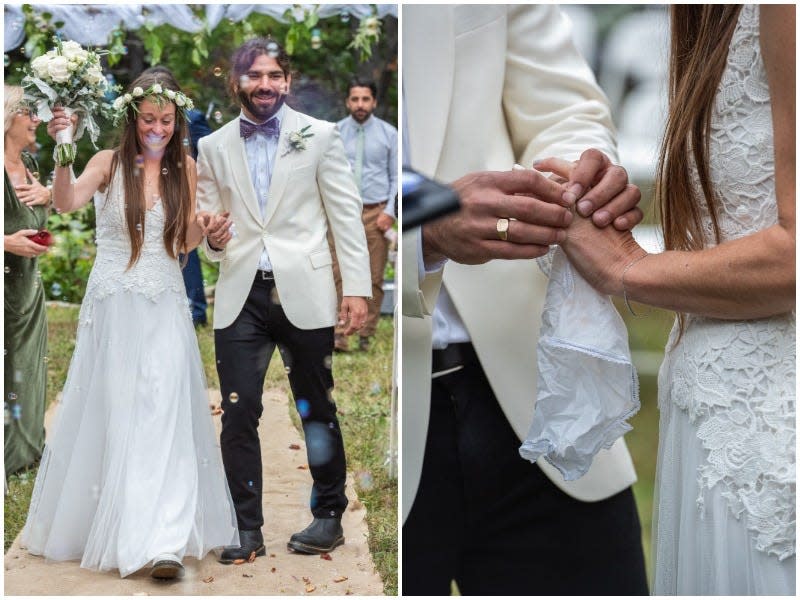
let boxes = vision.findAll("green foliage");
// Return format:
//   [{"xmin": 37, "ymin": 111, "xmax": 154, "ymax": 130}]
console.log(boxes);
[
  {"xmin": 4, "ymin": 5, "xmax": 396, "ymax": 304},
  {"xmin": 37, "ymin": 206, "xmax": 96, "ymax": 304},
  {"xmin": 6, "ymin": 5, "xmax": 397, "ymax": 183},
  {"xmin": 4, "ymin": 467, "xmax": 37, "ymax": 552},
  {"xmin": 20, "ymin": 4, "xmax": 64, "ymax": 59}
]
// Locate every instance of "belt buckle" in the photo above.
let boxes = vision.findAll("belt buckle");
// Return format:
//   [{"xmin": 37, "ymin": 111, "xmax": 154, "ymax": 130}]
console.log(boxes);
[{"xmin": 259, "ymin": 270, "xmax": 273, "ymax": 280}]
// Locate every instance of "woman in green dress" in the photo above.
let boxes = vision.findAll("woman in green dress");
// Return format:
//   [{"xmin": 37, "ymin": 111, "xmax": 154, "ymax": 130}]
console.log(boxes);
[{"xmin": 4, "ymin": 85, "xmax": 52, "ymax": 477}]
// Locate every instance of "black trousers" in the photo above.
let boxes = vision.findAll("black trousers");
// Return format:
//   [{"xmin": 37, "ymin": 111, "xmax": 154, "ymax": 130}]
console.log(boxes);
[
  {"xmin": 214, "ymin": 274, "xmax": 348, "ymax": 531},
  {"xmin": 402, "ymin": 343, "xmax": 648, "ymax": 596}
]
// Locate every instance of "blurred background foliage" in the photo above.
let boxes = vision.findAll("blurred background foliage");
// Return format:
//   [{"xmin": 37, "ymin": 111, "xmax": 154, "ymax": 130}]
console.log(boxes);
[{"xmin": 4, "ymin": 4, "xmax": 398, "ymax": 300}]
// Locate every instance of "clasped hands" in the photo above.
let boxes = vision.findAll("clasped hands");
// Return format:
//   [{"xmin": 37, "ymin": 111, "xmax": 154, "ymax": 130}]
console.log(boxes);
[
  {"xmin": 421, "ymin": 148, "xmax": 647, "ymax": 294},
  {"xmin": 197, "ymin": 211, "xmax": 234, "ymax": 250}
]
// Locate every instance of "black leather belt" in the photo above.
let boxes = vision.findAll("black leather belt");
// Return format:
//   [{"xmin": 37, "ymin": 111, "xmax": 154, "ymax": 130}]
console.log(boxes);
[
  {"xmin": 431, "ymin": 342, "xmax": 479, "ymax": 376},
  {"xmin": 255, "ymin": 270, "xmax": 274, "ymax": 281}
]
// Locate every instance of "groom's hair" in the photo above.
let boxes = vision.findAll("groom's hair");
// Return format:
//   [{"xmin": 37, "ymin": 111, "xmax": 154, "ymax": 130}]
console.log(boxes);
[{"xmin": 228, "ymin": 38, "xmax": 292, "ymax": 101}]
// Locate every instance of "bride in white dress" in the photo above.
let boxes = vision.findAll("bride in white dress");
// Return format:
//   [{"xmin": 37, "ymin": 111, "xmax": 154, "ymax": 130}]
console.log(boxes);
[
  {"xmin": 541, "ymin": 4, "xmax": 794, "ymax": 595},
  {"xmin": 21, "ymin": 71, "xmax": 238, "ymax": 579}
]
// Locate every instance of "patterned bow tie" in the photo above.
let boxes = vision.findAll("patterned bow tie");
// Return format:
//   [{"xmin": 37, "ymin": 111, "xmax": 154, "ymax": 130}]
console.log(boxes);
[{"xmin": 240, "ymin": 118, "xmax": 280, "ymax": 139}]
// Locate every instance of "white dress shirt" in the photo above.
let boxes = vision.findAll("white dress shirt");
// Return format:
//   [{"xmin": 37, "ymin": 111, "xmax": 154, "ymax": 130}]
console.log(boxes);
[{"xmin": 240, "ymin": 104, "xmax": 286, "ymax": 272}]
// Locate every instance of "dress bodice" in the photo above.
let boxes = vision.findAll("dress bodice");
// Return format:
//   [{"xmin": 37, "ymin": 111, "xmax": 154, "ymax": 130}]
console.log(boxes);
[
  {"xmin": 80, "ymin": 166, "xmax": 186, "ymax": 324},
  {"xmin": 664, "ymin": 4, "xmax": 795, "ymax": 560},
  {"xmin": 692, "ymin": 4, "xmax": 777, "ymax": 244}
]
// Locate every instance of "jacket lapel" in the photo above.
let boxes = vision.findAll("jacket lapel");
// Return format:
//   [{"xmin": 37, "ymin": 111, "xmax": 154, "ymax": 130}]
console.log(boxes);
[
  {"xmin": 224, "ymin": 118, "xmax": 264, "ymax": 226},
  {"xmin": 262, "ymin": 106, "xmax": 298, "ymax": 228},
  {"xmin": 404, "ymin": 5, "xmax": 455, "ymax": 177}
]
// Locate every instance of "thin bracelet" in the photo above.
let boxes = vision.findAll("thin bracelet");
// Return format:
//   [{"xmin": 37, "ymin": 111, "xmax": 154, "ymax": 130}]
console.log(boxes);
[{"xmin": 621, "ymin": 253, "xmax": 650, "ymax": 317}]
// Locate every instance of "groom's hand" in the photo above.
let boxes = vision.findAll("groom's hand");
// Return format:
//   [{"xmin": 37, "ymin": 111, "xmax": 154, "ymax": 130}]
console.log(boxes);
[
  {"xmin": 535, "ymin": 149, "xmax": 643, "ymax": 231},
  {"xmin": 338, "ymin": 296, "xmax": 368, "ymax": 336},
  {"xmin": 204, "ymin": 211, "xmax": 233, "ymax": 250},
  {"xmin": 421, "ymin": 169, "xmax": 573, "ymax": 265}
]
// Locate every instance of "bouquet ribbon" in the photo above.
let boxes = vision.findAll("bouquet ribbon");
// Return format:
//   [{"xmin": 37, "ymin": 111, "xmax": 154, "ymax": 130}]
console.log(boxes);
[{"xmin": 54, "ymin": 107, "xmax": 76, "ymax": 167}]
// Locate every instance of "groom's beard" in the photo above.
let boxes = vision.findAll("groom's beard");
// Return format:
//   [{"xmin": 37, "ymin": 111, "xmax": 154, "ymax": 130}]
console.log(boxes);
[{"xmin": 239, "ymin": 88, "xmax": 286, "ymax": 123}]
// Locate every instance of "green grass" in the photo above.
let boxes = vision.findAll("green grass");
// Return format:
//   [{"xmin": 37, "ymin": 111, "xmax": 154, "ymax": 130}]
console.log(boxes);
[{"xmin": 6, "ymin": 304, "xmax": 398, "ymax": 595}]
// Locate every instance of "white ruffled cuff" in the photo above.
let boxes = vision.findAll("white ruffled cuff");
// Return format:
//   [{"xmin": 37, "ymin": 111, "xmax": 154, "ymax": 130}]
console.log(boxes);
[{"xmin": 519, "ymin": 247, "xmax": 640, "ymax": 480}]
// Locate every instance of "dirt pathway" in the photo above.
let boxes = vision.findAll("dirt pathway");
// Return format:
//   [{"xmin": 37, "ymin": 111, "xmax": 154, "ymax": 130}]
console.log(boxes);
[{"xmin": 4, "ymin": 389, "xmax": 384, "ymax": 595}]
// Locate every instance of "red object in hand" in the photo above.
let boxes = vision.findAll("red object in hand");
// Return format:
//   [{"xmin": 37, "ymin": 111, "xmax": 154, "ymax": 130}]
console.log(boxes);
[{"xmin": 26, "ymin": 230, "xmax": 54, "ymax": 247}]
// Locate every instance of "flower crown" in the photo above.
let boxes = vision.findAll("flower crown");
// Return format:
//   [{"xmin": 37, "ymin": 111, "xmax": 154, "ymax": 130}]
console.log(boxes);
[{"xmin": 111, "ymin": 82, "xmax": 194, "ymax": 127}]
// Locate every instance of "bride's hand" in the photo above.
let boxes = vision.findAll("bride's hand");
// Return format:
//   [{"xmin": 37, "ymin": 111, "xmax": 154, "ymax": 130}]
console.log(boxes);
[
  {"xmin": 534, "ymin": 148, "xmax": 643, "ymax": 231},
  {"xmin": 561, "ymin": 213, "xmax": 646, "ymax": 296},
  {"xmin": 46, "ymin": 107, "xmax": 79, "ymax": 142}
]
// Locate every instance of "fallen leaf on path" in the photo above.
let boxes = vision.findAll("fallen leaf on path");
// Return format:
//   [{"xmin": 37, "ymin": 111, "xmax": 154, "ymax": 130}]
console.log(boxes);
[
  {"xmin": 302, "ymin": 576, "xmax": 311, "ymax": 584},
  {"xmin": 270, "ymin": 567, "xmax": 277, "ymax": 573},
  {"xmin": 242, "ymin": 573, "xmax": 253, "ymax": 578},
  {"xmin": 305, "ymin": 584, "xmax": 316, "ymax": 593},
  {"xmin": 320, "ymin": 553, "xmax": 332, "ymax": 561},
  {"xmin": 289, "ymin": 443, "xmax": 301, "ymax": 450},
  {"xmin": 333, "ymin": 575, "xmax": 348, "ymax": 583},
  {"xmin": 270, "ymin": 553, "xmax": 276, "ymax": 557},
  {"xmin": 345, "ymin": 589, "xmax": 353, "ymax": 595},
  {"xmin": 297, "ymin": 464, "xmax": 308, "ymax": 470},
  {"xmin": 202, "ymin": 576, "xmax": 214, "ymax": 583}
]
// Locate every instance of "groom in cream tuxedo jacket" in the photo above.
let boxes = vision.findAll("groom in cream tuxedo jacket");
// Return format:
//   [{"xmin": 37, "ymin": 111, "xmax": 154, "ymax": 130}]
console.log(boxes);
[
  {"xmin": 197, "ymin": 39, "xmax": 370, "ymax": 561},
  {"xmin": 403, "ymin": 5, "xmax": 647, "ymax": 595}
]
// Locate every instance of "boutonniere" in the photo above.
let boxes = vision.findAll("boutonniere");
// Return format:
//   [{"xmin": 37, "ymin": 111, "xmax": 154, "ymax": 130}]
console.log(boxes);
[{"xmin": 282, "ymin": 125, "xmax": 314, "ymax": 156}]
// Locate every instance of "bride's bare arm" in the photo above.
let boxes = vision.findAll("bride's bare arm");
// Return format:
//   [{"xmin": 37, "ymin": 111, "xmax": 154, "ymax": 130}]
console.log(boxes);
[
  {"xmin": 560, "ymin": 6, "xmax": 795, "ymax": 320},
  {"xmin": 51, "ymin": 150, "xmax": 113, "ymax": 213},
  {"xmin": 183, "ymin": 157, "xmax": 205, "ymax": 251}
]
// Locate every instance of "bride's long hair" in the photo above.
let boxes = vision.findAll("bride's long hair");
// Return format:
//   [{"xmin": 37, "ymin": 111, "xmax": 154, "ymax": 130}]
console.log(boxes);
[
  {"xmin": 656, "ymin": 4, "xmax": 743, "ymax": 253},
  {"xmin": 111, "ymin": 70, "xmax": 191, "ymax": 268},
  {"xmin": 656, "ymin": 5, "xmax": 743, "ymax": 337}
]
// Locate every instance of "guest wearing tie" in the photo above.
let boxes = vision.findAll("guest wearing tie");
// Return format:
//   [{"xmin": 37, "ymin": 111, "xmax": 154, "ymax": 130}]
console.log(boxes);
[
  {"xmin": 196, "ymin": 39, "xmax": 371, "ymax": 561},
  {"xmin": 333, "ymin": 78, "xmax": 398, "ymax": 352}
]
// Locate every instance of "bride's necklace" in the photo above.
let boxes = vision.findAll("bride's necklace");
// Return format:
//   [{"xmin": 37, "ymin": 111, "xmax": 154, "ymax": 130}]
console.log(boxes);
[{"xmin": 142, "ymin": 168, "xmax": 162, "ymax": 208}]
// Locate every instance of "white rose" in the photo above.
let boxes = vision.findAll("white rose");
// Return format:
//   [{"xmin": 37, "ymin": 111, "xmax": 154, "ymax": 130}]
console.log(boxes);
[
  {"xmin": 112, "ymin": 96, "xmax": 126, "ymax": 110},
  {"xmin": 46, "ymin": 56, "xmax": 71, "ymax": 84},
  {"xmin": 30, "ymin": 55, "xmax": 49, "ymax": 79},
  {"xmin": 364, "ymin": 17, "xmax": 380, "ymax": 36},
  {"xmin": 60, "ymin": 41, "xmax": 81, "ymax": 57},
  {"xmin": 152, "ymin": 83, "xmax": 162, "ymax": 94},
  {"xmin": 132, "ymin": 87, "xmax": 144, "ymax": 97},
  {"xmin": 124, "ymin": 93, "xmax": 133, "ymax": 102},
  {"xmin": 165, "ymin": 89, "xmax": 176, "ymax": 100},
  {"xmin": 61, "ymin": 41, "xmax": 89, "ymax": 63},
  {"xmin": 84, "ymin": 66, "xmax": 103, "ymax": 85},
  {"xmin": 175, "ymin": 96, "xmax": 185, "ymax": 107}
]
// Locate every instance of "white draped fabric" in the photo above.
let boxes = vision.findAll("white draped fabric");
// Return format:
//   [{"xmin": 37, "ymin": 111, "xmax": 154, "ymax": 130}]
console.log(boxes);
[{"xmin": 5, "ymin": 4, "xmax": 397, "ymax": 53}]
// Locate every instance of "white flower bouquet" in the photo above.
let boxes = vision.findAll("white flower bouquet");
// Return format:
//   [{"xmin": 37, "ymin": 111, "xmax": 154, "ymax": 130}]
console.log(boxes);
[{"xmin": 21, "ymin": 37, "xmax": 113, "ymax": 166}]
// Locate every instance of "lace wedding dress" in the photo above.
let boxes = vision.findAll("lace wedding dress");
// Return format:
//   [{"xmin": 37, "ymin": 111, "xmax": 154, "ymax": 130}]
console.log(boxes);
[
  {"xmin": 21, "ymin": 168, "xmax": 238, "ymax": 577},
  {"xmin": 653, "ymin": 5, "xmax": 795, "ymax": 594}
]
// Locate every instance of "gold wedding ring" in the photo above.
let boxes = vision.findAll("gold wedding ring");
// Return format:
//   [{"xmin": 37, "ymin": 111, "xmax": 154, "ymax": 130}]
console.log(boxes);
[{"xmin": 496, "ymin": 218, "xmax": 510, "ymax": 241}]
